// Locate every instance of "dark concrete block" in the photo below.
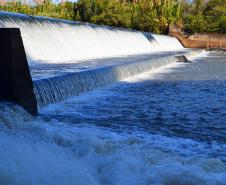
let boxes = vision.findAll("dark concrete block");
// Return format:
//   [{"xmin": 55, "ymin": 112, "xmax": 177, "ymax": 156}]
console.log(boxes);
[{"xmin": 0, "ymin": 28, "xmax": 37, "ymax": 115}]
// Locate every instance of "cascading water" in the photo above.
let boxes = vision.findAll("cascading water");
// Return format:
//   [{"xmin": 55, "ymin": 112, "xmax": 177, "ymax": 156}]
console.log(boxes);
[
  {"xmin": 1, "ymin": 11, "xmax": 202, "ymax": 110},
  {"xmin": 1, "ymin": 52, "xmax": 226, "ymax": 185},
  {"xmin": 0, "ymin": 11, "xmax": 184, "ymax": 66},
  {"xmin": 143, "ymin": 32, "xmax": 184, "ymax": 51},
  {"xmin": 34, "ymin": 51, "xmax": 199, "ymax": 108},
  {"xmin": 33, "ymin": 55, "xmax": 173, "ymax": 107},
  {"xmin": 0, "ymin": 11, "xmax": 225, "ymax": 185},
  {"xmin": 0, "ymin": 11, "xmax": 192, "ymax": 108}
]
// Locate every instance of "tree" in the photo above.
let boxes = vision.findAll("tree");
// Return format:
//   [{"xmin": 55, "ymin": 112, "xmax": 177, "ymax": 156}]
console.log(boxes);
[
  {"xmin": 219, "ymin": 16, "xmax": 226, "ymax": 33},
  {"xmin": 91, "ymin": 0, "xmax": 132, "ymax": 28},
  {"xmin": 1, "ymin": 0, "xmax": 225, "ymax": 34},
  {"xmin": 192, "ymin": 0, "xmax": 205, "ymax": 15},
  {"xmin": 131, "ymin": 0, "xmax": 159, "ymax": 32},
  {"xmin": 184, "ymin": 14, "xmax": 206, "ymax": 33}
]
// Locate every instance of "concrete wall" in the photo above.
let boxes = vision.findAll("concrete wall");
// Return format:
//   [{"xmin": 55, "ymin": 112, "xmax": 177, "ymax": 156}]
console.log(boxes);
[
  {"xmin": 0, "ymin": 28, "xmax": 37, "ymax": 115},
  {"xmin": 169, "ymin": 25, "xmax": 226, "ymax": 49}
]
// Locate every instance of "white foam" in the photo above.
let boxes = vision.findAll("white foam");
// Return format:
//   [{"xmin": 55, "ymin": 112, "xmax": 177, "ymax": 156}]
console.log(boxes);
[
  {"xmin": 152, "ymin": 34, "xmax": 184, "ymax": 50},
  {"xmin": 0, "ymin": 112, "xmax": 225, "ymax": 185},
  {"xmin": 0, "ymin": 12, "xmax": 184, "ymax": 66}
]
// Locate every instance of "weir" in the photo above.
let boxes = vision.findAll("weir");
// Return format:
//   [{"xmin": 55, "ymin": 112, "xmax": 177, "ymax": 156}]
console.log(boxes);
[
  {"xmin": 0, "ymin": 11, "xmax": 184, "ymax": 65},
  {"xmin": 0, "ymin": 12, "xmax": 201, "ymax": 112},
  {"xmin": 34, "ymin": 50, "xmax": 199, "ymax": 108}
]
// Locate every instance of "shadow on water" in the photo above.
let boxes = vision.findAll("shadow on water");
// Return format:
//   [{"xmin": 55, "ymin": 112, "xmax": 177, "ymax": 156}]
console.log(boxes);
[
  {"xmin": 39, "ymin": 54, "xmax": 226, "ymax": 144},
  {"xmin": 40, "ymin": 79, "xmax": 226, "ymax": 144}
]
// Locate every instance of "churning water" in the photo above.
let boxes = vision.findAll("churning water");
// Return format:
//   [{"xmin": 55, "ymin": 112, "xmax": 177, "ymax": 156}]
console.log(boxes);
[
  {"xmin": 0, "ymin": 11, "xmax": 225, "ymax": 185},
  {"xmin": 0, "ymin": 51, "xmax": 226, "ymax": 185}
]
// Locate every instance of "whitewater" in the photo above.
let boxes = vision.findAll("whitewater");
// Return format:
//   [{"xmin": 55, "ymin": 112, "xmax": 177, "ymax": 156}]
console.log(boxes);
[
  {"xmin": 0, "ymin": 51, "xmax": 226, "ymax": 185},
  {"xmin": 0, "ymin": 11, "xmax": 225, "ymax": 185},
  {"xmin": 0, "ymin": 11, "xmax": 183, "ymax": 66}
]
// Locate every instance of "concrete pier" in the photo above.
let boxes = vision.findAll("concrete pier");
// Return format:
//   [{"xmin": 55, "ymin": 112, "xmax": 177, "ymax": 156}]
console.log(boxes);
[{"xmin": 0, "ymin": 28, "xmax": 37, "ymax": 115}]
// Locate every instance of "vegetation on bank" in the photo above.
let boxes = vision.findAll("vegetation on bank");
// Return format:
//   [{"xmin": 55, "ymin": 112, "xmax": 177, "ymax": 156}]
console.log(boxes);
[
  {"xmin": 0, "ymin": 0, "xmax": 225, "ymax": 34},
  {"xmin": 182, "ymin": 0, "xmax": 226, "ymax": 34}
]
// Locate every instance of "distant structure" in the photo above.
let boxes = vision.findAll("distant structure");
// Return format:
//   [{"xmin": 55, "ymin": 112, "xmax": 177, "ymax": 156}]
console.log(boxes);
[{"xmin": 169, "ymin": 25, "xmax": 226, "ymax": 49}]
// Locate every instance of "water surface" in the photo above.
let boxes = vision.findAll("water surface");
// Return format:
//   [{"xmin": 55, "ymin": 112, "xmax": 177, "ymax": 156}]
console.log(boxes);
[{"xmin": 0, "ymin": 51, "xmax": 225, "ymax": 185}]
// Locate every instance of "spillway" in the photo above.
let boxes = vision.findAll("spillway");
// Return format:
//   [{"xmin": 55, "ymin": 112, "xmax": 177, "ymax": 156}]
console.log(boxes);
[
  {"xmin": 0, "ymin": 11, "xmax": 200, "ymax": 109},
  {"xmin": 33, "ymin": 51, "xmax": 199, "ymax": 108},
  {"xmin": 0, "ymin": 11, "xmax": 184, "ymax": 66},
  {"xmin": 1, "ymin": 12, "xmax": 225, "ymax": 185}
]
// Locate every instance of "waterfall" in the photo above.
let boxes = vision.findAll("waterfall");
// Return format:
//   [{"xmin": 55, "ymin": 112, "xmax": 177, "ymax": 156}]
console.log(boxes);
[
  {"xmin": 143, "ymin": 32, "xmax": 184, "ymax": 51},
  {"xmin": 0, "ymin": 11, "xmax": 184, "ymax": 66},
  {"xmin": 0, "ymin": 11, "xmax": 200, "ymax": 108},
  {"xmin": 34, "ymin": 51, "xmax": 199, "ymax": 108}
]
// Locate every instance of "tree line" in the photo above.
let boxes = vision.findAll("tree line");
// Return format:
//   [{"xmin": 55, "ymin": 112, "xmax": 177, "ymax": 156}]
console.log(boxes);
[
  {"xmin": 0, "ymin": 0, "xmax": 225, "ymax": 34},
  {"xmin": 182, "ymin": 0, "xmax": 226, "ymax": 34}
]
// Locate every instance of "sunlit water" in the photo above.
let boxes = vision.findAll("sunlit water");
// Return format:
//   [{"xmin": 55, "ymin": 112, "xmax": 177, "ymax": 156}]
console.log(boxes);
[
  {"xmin": 0, "ymin": 51, "xmax": 226, "ymax": 185},
  {"xmin": 30, "ymin": 51, "xmax": 189, "ymax": 80},
  {"xmin": 32, "ymin": 50, "xmax": 200, "ymax": 107},
  {"xmin": 0, "ymin": 11, "xmax": 183, "ymax": 66}
]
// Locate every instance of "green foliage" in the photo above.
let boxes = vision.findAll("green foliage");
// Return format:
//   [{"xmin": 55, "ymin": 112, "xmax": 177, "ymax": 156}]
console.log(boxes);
[
  {"xmin": 184, "ymin": 15, "xmax": 206, "ymax": 33},
  {"xmin": 0, "ymin": 0, "xmax": 180, "ymax": 33},
  {"xmin": 0, "ymin": 0, "xmax": 225, "ymax": 34},
  {"xmin": 181, "ymin": 0, "xmax": 226, "ymax": 33},
  {"xmin": 192, "ymin": 0, "xmax": 205, "ymax": 15},
  {"xmin": 91, "ymin": 0, "xmax": 132, "ymax": 28},
  {"xmin": 74, "ymin": 0, "xmax": 95, "ymax": 22},
  {"xmin": 219, "ymin": 16, "xmax": 226, "ymax": 33},
  {"xmin": 74, "ymin": 0, "xmax": 181, "ymax": 33},
  {"xmin": 131, "ymin": 1, "xmax": 159, "ymax": 33},
  {"xmin": 0, "ymin": 1, "xmax": 74, "ymax": 20}
]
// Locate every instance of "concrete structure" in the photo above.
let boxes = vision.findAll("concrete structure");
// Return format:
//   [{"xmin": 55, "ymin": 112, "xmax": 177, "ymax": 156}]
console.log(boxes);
[
  {"xmin": 169, "ymin": 25, "xmax": 226, "ymax": 49},
  {"xmin": 0, "ymin": 28, "xmax": 37, "ymax": 115},
  {"xmin": 189, "ymin": 34, "xmax": 226, "ymax": 48}
]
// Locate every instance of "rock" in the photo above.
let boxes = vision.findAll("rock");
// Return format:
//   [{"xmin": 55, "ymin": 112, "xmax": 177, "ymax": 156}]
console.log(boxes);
[{"xmin": 175, "ymin": 55, "xmax": 192, "ymax": 63}]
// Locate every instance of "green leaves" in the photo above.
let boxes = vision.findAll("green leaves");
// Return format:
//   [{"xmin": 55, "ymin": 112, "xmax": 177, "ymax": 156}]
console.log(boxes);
[
  {"xmin": 1, "ymin": 0, "xmax": 225, "ymax": 34},
  {"xmin": 74, "ymin": 0, "xmax": 180, "ymax": 33},
  {"xmin": 90, "ymin": 0, "xmax": 132, "ymax": 28},
  {"xmin": 219, "ymin": 16, "xmax": 226, "ymax": 33},
  {"xmin": 184, "ymin": 15, "xmax": 206, "ymax": 33},
  {"xmin": 182, "ymin": 0, "xmax": 226, "ymax": 33}
]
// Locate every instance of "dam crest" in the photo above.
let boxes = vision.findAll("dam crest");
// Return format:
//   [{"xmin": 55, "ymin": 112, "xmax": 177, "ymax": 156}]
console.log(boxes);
[{"xmin": 0, "ymin": 11, "xmax": 201, "ymax": 113}]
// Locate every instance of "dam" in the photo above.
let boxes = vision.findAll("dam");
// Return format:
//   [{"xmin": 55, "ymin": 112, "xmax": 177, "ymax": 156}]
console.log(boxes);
[
  {"xmin": 0, "ymin": 11, "xmax": 225, "ymax": 185},
  {"xmin": 0, "ymin": 12, "xmax": 183, "ymax": 65},
  {"xmin": 0, "ymin": 11, "xmax": 200, "ymax": 110}
]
